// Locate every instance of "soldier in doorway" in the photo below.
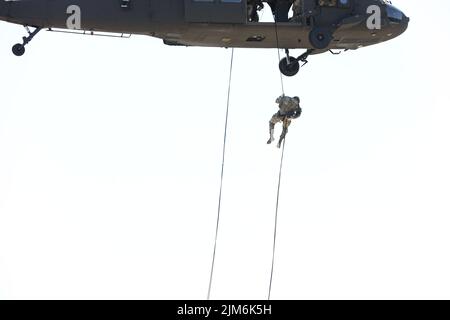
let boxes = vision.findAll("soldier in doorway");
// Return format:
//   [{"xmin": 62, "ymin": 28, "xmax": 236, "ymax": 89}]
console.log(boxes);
[{"xmin": 247, "ymin": 0, "xmax": 264, "ymax": 22}]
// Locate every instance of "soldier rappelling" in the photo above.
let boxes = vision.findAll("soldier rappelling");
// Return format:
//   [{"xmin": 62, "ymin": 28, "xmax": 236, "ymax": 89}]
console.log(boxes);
[{"xmin": 267, "ymin": 95, "xmax": 302, "ymax": 148}]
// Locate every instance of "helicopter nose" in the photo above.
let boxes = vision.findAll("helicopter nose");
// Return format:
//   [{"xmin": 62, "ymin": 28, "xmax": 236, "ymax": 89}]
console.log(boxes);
[
  {"xmin": 386, "ymin": 4, "xmax": 409, "ymax": 34},
  {"xmin": 386, "ymin": 4, "xmax": 404, "ymax": 21},
  {"xmin": 398, "ymin": 13, "xmax": 409, "ymax": 35},
  {"xmin": 400, "ymin": 9, "xmax": 410, "ymax": 26},
  {"xmin": 399, "ymin": 11, "xmax": 409, "ymax": 34},
  {"xmin": 404, "ymin": 14, "xmax": 410, "ymax": 25}
]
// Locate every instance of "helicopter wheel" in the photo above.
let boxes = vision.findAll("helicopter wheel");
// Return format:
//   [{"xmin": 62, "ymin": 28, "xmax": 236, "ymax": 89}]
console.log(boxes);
[
  {"xmin": 309, "ymin": 27, "xmax": 333, "ymax": 50},
  {"xmin": 12, "ymin": 44, "xmax": 26, "ymax": 57},
  {"xmin": 279, "ymin": 57, "xmax": 300, "ymax": 77}
]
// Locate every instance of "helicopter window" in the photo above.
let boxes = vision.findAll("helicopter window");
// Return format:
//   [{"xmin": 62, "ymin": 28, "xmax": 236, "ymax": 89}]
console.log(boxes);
[{"xmin": 386, "ymin": 4, "xmax": 403, "ymax": 22}]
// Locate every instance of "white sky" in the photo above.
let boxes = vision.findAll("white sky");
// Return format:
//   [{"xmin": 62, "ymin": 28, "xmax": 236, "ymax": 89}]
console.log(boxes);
[{"xmin": 1, "ymin": 0, "xmax": 450, "ymax": 299}]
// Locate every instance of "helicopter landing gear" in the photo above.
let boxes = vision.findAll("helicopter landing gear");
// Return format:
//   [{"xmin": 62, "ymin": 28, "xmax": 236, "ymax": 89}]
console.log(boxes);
[
  {"xmin": 279, "ymin": 55, "xmax": 299, "ymax": 77},
  {"xmin": 12, "ymin": 44, "xmax": 26, "ymax": 57},
  {"xmin": 279, "ymin": 49, "xmax": 314, "ymax": 77},
  {"xmin": 12, "ymin": 26, "xmax": 42, "ymax": 56}
]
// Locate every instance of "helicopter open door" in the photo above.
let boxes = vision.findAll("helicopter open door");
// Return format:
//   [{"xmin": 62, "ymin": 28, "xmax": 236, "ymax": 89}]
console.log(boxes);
[{"xmin": 184, "ymin": 0, "xmax": 247, "ymax": 23}]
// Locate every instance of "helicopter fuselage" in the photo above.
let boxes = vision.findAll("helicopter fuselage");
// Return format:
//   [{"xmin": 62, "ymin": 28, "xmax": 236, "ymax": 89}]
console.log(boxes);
[{"xmin": 0, "ymin": 0, "xmax": 409, "ymax": 50}]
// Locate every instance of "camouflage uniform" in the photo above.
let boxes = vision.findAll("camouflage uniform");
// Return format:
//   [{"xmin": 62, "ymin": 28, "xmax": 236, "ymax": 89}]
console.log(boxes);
[
  {"xmin": 247, "ymin": 0, "xmax": 264, "ymax": 22},
  {"xmin": 293, "ymin": 0, "xmax": 302, "ymax": 17},
  {"xmin": 290, "ymin": 0, "xmax": 303, "ymax": 23},
  {"xmin": 267, "ymin": 95, "xmax": 302, "ymax": 148}
]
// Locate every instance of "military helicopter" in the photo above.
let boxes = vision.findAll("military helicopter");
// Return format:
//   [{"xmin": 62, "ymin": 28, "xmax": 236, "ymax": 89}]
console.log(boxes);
[{"xmin": 0, "ymin": 0, "xmax": 408, "ymax": 76}]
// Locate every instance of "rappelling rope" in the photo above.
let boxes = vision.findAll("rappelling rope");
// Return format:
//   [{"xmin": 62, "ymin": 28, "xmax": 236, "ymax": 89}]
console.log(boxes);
[
  {"xmin": 267, "ymin": 8, "xmax": 288, "ymax": 300},
  {"xmin": 208, "ymin": 16, "xmax": 287, "ymax": 300},
  {"xmin": 268, "ymin": 138, "xmax": 286, "ymax": 300},
  {"xmin": 274, "ymin": 15, "xmax": 285, "ymax": 95},
  {"xmin": 207, "ymin": 48, "xmax": 235, "ymax": 300}
]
